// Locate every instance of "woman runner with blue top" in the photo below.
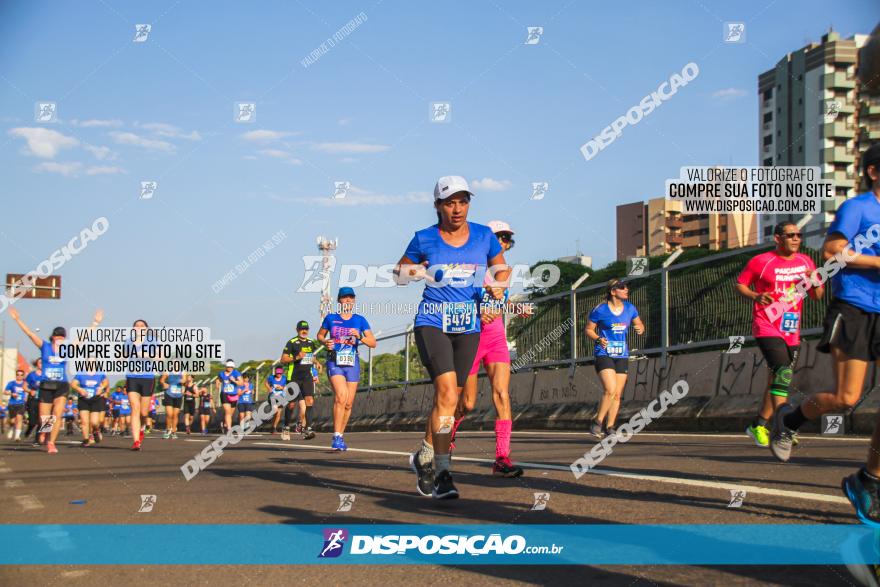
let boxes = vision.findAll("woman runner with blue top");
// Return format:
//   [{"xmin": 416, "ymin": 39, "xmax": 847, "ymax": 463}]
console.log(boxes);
[
  {"xmin": 4, "ymin": 370, "xmax": 28, "ymax": 442},
  {"xmin": 318, "ymin": 287, "xmax": 376, "ymax": 451},
  {"xmin": 71, "ymin": 370, "xmax": 108, "ymax": 446},
  {"xmin": 63, "ymin": 398, "xmax": 77, "ymax": 435},
  {"xmin": 115, "ymin": 387, "xmax": 133, "ymax": 435},
  {"xmin": 395, "ymin": 175, "xmax": 509, "ymax": 499},
  {"xmin": 126, "ymin": 319, "xmax": 157, "ymax": 451},
  {"xmin": 238, "ymin": 374, "xmax": 255, "ymax": 428},
  {"xmin": 0, "ymin": 403, "xmax": 7, "ymax": 438},
  {"xmin": 8, "ymin": 306, "xmax": 103, "ymax": 454},
  {"xmin": 586, "ymin": 278, "xmax": 645, "ymax": 439},
  {"xmin": 198, "ymin": 385, "xmax": 213, "ymax": 435},
  {"xmin": 160, "ymin": 371, "xmax": 186, "ymax": 439},
  {"xmin": 264, "ymin": 365, "xmax": 288, "ymax": 433},
  {"xmin": 217, "ymin": 359, "xmax": 243, "ymax": 433}
]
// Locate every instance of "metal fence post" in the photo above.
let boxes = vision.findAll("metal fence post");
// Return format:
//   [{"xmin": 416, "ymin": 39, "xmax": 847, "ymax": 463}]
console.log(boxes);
[
  {"xmin": 404, "ymin": 327, "xmax": 411, "ymax": 385},
  {"xmin": 569, "ymin": 290, "xmax": 577, "ymax": 376},
  {"xmin": 660, "ymin": 266, "xmax": 669, "ymax": 367},
  {"xmin": 569, "ymin": 270, "xmax": 591, "ymax": 376},
  {"xmin": 368, "ymin": 346, "xmax": 373, "ymax": 389},
  {"xmin": 659, "ymin": 248, "xmax": 682, "ymax": 368}
]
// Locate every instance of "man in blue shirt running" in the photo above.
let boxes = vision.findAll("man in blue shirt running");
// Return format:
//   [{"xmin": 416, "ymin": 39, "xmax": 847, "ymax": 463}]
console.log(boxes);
[{"xmin": 766, "ymin": 145, "xmax": 880, "ymax": 527}]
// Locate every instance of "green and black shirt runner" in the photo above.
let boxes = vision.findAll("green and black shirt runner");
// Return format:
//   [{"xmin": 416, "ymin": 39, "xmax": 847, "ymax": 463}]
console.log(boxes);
[{"xmin": 280, "ymin": 320, "xmax": 319, "ymax": 438}]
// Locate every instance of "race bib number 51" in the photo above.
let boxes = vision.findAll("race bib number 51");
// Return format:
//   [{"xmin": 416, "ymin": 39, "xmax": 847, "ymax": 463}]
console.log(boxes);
[{"xmin": 780, "ymin": 312, "xmax": 800, "ymax": 334}]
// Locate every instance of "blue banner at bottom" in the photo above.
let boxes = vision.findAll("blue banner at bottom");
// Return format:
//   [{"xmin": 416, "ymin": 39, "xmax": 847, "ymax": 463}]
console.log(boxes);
[{"xmin": 2, "ymin": 524, "xmax": 879, "ymax": 565}]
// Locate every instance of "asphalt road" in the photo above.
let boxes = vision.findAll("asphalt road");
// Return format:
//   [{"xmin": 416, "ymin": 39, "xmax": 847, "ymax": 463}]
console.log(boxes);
[{"xmin": 0, "ymin": 428, "xmax": 872, "ymax": 586}]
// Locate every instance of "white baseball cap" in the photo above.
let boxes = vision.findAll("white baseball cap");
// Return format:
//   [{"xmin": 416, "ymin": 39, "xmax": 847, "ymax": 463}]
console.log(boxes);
[
  {"xmin": 225, "ymin": 359, "xmax": 235, "ymax": 368},
  {"xmin": 434, "ymin": 175, "xmax": 473, "ymax": 201},
  {"xmin": 487, "ymin": 220, "xmax": 514, "ymax": 235}
]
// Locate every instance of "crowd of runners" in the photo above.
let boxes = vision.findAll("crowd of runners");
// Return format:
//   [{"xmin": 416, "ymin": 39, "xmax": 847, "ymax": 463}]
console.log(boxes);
[{"xmin": 3, "ymin": 145, "xmax": 880, "ymax": 522}]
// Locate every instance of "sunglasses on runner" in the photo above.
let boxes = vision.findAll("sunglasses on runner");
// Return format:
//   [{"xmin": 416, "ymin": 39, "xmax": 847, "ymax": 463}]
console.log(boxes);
[
  {"xmin": 781, "ymin": 232, "xmax": 803, "ymax": 239},
  {"xmin": 497, "ymin": 233, "xmax": 514, "ymax": 245},
  {"xmin": 612, "ymin": 283, "xmax": 629, "ymax": 291}
]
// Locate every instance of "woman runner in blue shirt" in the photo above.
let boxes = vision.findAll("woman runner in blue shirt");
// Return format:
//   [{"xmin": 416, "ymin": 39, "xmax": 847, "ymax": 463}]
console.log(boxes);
[
  {"xmin": 8, "ymin": 306, "xmax": 103, "ymax": 454},
  {"xmin": 317, "ymin": 288, "xmax": 377, "ymax": 451},
  {"xmin": 160, "ymin": 371, "xmax": 186, "ymax": 439},
  {"xmin": 395, "ymin": 175, "xmax": 509, "ymax": 499},
  {"xmin": 586, "ymin": 278, "xmax": 645, "ymax": 439}
]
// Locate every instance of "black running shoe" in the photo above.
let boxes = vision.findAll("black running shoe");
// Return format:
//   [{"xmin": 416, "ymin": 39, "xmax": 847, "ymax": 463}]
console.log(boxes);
[
  {"xmin": 492, "ymin": 456, "xmax": 524, "ymax": 478},
  {"xmin": 589, "ymin": 419, "xmax": 604, "ymax": 439},
  {"xmin": 432, "ymin": 469, "xmax": 459, "ymax": 500},
  {"xmin": 303, "ymin": 428, "xmax": 316, "ymax": 440},
  {"xmin": 409, "ymin": 450, "xmax": 434, "ymax": 497},
  {"xmin": 604, "ymin": 425, "xmax": 617, "ymax": 438}
]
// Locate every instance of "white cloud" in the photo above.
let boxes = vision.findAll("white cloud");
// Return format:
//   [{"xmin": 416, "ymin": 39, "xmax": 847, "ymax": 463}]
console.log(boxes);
[
  {"xmin": 712, "ymin": 88, "xmax": 747, "ymax": 100},
  {"xmin": 70, "ymin": 119, "xmax": 123, "ymax": 128},
  {"xmin": 337, "ymin": 118, "xmax": 351, "ymax": 126},
  {"xmin": 83, "ymin": 144, "xmax": 115, "ymax": 160},
  {"xmin": 35, "ymin": 161, "xmax": 83, "ymax": 176},
  {"xmin": 240, "ymin": 129, "xmax": 295, "ymax": 142},
  {"xmin": 312, "ymin": 142, "xmax": 390, "ymax": 154},
  {"xmin": 471, "ymin": 177, "xmax": 512, "ymax": 191},
  {"xmin": 257, "ymin": 149, "xmax": 303, "ymax": 165},
  {"xmin": 8, "ymin": 127, "xmax": 79, "ymax": 158},
  {"xmin": 109, "ymin": 131, "xmax": 175, "ymax": 152},
  {"xmin": 272, "ymin": 186, "xmax": 431, "ymax": 206},
  {"xmin": 137, "ymin": 122, "xmax": 202, "ymax": 141},
  {"xmin": 259, "ymin": 149, "xmax": 291, "ymax": 159},
  {"xmin": 32, "ymin": 161, "xmax": 126, "ymax": 177},
  {"xmin": 85, "ymin": 165, "xmax": 126, "ymax": 175}
]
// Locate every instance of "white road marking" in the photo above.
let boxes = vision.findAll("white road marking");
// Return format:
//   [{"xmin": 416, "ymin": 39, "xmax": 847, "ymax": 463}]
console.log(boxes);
[
  {"xmin": 252, "ymin": 441, "xmax": 849, "ymax": 506},
  {"xmin": 4, "ymin": 480, "xmax": 24, "ymax": 488},
  {"xmin": 0, "ymin": 467, "xmax": 12, "ymax": 474},
  {"xmin": 14, "ymin": 494, "xmax": 43, "ymax": 510}
]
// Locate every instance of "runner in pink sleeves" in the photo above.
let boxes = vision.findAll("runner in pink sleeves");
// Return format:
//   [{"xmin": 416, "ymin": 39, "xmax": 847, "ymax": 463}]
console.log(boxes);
[
  {"xmin": 450, "ymin": 220, "xmax": 527, "ymax": 477},
  {"xmin": 735, "ymin": 221, "xmax": 824, "ymax": 448}
]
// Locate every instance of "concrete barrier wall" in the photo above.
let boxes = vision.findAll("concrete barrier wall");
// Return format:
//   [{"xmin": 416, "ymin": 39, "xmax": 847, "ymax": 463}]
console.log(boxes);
[{"xmin": 305, "ymin": 339, "xmax": 879, "ymax": 434}]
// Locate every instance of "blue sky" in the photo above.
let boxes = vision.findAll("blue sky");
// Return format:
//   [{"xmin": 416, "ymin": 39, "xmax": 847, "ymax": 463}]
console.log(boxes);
[{"xmin": 0, "ymin": 0, "xmax": 875, "ymax": 362}]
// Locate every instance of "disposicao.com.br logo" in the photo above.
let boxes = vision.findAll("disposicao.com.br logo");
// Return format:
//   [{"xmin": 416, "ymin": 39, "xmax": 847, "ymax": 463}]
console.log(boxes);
[{"xmin": 318, "ymin": 529, "xmax": 564, "ymax": 558}]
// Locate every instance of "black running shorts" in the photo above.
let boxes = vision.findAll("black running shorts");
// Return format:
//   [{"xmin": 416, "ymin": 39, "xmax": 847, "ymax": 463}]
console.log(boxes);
[
  {"xmin": 183, "ymin": 399, "xmax": 196, "ymax": 415},
  {"xmin": 414, "ymin": 326, "xmax": 481, "ymax": 388},
  {"xmin": 163, "ymin": 395, "xmax": 184, "ymax": 409},
  {"xmin": 755, "ymin": 336, "xmax": 800, "ymax": 371},
  {"xmin": 126, "ymin": 377, "xmax": 156, "ymax": 397},
  {"xmin": 595, "ymin": 356, "xmax": 628, "ymax": 374},
  {"xmin": 77, "ymin": 396, "xmax": 100, "ymax": 412},
  {"xmin": 818, "ymin": 299, "xmax": 880, "ymax": 361},
  {"xmin": 39, "ymin": 381, "xmax": 69, "ymax": 404},
  {"xmin": 291, "ymin": 374, "xmax": 315, "ymax": 398},
  {"xmin": 7, "ymin": 404, "xmax": 25, "ymax": 417}
]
